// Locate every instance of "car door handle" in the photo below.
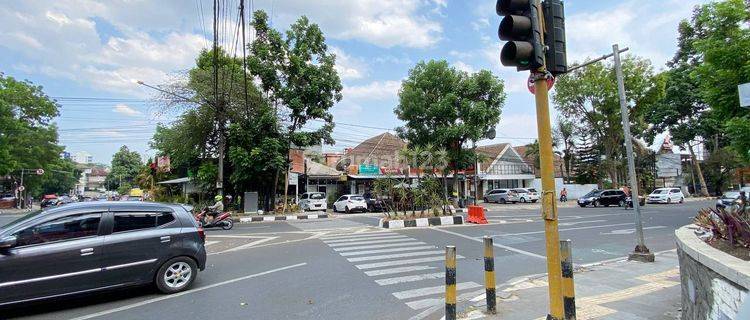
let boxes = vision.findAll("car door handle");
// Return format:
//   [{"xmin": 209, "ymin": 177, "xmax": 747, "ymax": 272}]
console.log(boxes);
[
  {"xmin": 160, "ymin": 236, "xmax": 171, "ymax": 243},
  {"xmin": 80, "ymin": 248, "xmax": 94, "ymax": 256}
]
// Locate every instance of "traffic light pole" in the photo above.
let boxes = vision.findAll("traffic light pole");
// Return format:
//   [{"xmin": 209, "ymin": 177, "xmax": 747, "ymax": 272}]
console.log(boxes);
[
  {"xmin": 534, "ymin": 3, "xmax": 564, "ymax": 318},
  {"xmin": 613, "ymin": 44, "xmax": 654, "ymax": 263}
]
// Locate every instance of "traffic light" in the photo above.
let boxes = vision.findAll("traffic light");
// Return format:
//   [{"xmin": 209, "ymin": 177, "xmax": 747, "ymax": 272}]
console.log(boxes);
[
  {"xmin": 542, "ymin": 0, "xmax": 567, "ymax": 75},
  {"xmin": 496, "ymin": 0, "xmax": 544, "ymax": 71}
]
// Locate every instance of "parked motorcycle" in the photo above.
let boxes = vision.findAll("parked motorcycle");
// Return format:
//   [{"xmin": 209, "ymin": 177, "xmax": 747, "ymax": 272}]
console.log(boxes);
[
  {"xmin": 625, "ymin": 196, "xmax": 646, "ymax": 209},
  {"xmin": 194, "ymin": 208, "xmax": 234, "ymax": 230}
]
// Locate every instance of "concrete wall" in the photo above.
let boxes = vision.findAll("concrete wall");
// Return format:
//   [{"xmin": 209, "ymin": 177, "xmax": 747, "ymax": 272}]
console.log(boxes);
[
  {"xmin": 676, "ymin": 225, "xmax": 750, "ymax": 320},
  {"xmin": 530, "ymin": 178, "xmax": 598, "ymax": 199}
]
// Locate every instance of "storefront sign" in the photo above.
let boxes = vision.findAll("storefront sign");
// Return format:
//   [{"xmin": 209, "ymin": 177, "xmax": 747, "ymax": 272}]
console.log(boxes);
[{"xmin": 359, "ymin": 164, "xmax": 380, "ymax": 176}]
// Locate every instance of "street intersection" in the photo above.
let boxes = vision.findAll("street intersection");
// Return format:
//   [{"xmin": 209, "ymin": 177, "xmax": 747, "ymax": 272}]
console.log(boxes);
[{"xmin": 0, "ymin": 200, "xmax": 710, "ymax": 320}]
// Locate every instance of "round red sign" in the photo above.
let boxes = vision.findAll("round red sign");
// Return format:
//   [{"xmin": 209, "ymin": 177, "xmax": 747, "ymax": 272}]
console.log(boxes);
[{"xmin": 527, "ymin": 75, "xmax": 555, "ymax": 94}]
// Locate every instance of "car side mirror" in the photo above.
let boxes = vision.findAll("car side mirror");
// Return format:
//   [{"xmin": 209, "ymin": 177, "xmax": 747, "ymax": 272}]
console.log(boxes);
[{"xmin": 0, "ymin": 235, "xmax": 17, "ymax": 249}]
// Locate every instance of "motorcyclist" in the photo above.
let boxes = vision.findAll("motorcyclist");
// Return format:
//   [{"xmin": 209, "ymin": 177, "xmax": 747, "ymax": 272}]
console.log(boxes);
[{"xmin": 206, "ymin": 195, "xmax": 224, "ymax": 224}]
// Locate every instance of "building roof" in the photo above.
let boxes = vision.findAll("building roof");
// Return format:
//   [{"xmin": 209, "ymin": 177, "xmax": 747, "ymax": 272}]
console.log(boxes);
[
  {"xmin": 347, "ymin": 132, "xmax": 406, "ymax": 159},
  {"xmin": 477, "ymin": 143, "xmax": 511, "ymax": 170},
  {"xmin": 513, "ymin": 146, "xmax": 564, "ymax": 178},
  {"xmin": 158, "ymin": 177, "xmax": 191, "ymax": 184},
  {"xmin": 306, "ymin": 159, "xmax": 341, "ymax": 177}
]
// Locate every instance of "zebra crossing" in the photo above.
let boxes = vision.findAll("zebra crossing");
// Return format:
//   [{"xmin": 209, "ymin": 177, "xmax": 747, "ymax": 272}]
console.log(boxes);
[{"xmin": 320, "ymin": 230, "xmax": 484, "ymax": 317}]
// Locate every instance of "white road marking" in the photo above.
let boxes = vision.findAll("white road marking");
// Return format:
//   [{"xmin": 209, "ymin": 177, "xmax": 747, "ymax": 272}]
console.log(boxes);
[
  {"xmin": 364, "ymin": 265, "xmax": 437, "ymax": 276},
  {"xmin": 70, "ymin": 263, "xmax": 307, "ymax": 320},
  {"xmin": 392, "ymin": 282, "xmax": 481, "ymax": 300},
  {"xmin": 406, "ymin": 288, "xmax": 486, "ymax": 310},
  {"xmin": 346, "ymin": 250, "xmax": 444, "ymax": 262},
  {"xmin": 340, "ymin": 245, "xmax": 436, "ymax": 256},
  {"xmin": 355, "ymin": 256, "xmax": 463, "ymax": 270},
  {"xmin": 323, "ymin": 235, "xmax": 408, "ymax": 243},
  {"xmin": 327, "ymin": 238, "xmax": 415, "ymax": 247},
  {"xmin": 600, "ymin": 226, "xmax": 666, "ymax": 235},
  {"xmin": 213, "ymin": 237, "xmax": 278, "ymax": 254},
  {"xmin": 333, "ymin": 242, "xmax": 428, "ymax": 252},
  {"xmin": 320, "ymin": 231, "xmax": 395, "ymax": 240},
  {"xmin": 431, "ymin": 227, "xmax": 546, "ymax": 260},
  {"xmin": 375, "ymin": 272, "xmax": 445, "ymax": 286},
  {"xmin": 204, "ymin": 241, "xmax": 220, "ymax": 246},
  {"xmin": 487, "ymin": 222, "xmax": 635, "ymax": 237},
  {"xmin": 558, "ymin": 219, "xmax": 607, "ymax": 226}
]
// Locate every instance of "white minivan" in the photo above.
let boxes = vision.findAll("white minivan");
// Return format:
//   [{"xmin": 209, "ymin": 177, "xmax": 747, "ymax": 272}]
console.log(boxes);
[{"xmin": 299, "ymin": 192, "xmax": 327, "ymax": 211}]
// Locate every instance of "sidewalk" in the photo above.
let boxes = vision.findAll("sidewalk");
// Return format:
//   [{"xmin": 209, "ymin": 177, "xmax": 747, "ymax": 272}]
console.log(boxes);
[
  {"xmin": 462, "ymin": 250, "xmax": 682, "ymax": 319},
  {"xmin": 0, "ymin": 207, "xmax": 30, "ymax": 215}
]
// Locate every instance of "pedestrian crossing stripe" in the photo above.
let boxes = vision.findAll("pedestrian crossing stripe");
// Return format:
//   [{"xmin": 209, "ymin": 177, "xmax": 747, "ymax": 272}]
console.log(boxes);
[
  {"xmin": 375, "ymin": 272, "xmax": 445, "ymax": 286},
  {"xmin": 392, "ymin": 282, "xmax": 481, "ymax": 300},
  {"xmin": 364, "ymin": 266, "xmax": 437, "ymax": 277},
  {"xmin": 355, "ymin": 256, "xmax": 464, "ymax": 270},
  {"xmin": 333, "ymin": 242, "xmax": 428, "ymax": 252},
  {"xmin": 346, "ymin": 250, "xmax": 445, "ymax": 262},
  {"xmin": 323, "ymin": 235, "xmax": 408, "ymax": 244},
  {"xmin": 327, "ymin": 238, "xmax": 414, "ymax": 247},
  {"xmin": 340, "ymin": 245, "xmax": 436, "ymax": 256}
]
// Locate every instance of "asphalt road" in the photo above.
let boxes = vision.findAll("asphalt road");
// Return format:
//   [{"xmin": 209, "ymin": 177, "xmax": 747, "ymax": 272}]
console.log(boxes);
[{"xmin": 0, "ymin": 200, "xmax": 712, "ymax": 320}]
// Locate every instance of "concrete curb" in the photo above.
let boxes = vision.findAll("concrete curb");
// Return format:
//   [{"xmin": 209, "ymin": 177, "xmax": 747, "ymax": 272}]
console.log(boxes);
[
  {"xmin": 675, "ymin": 224, "xmax": 750, "ymax": 289},
  {"xmin": 378, "ymin": 216, "xmax": 464, "ymax": 229},
  {"xmin": 238, "ymin": 214, "xmax": 329, "ymax": 223}
]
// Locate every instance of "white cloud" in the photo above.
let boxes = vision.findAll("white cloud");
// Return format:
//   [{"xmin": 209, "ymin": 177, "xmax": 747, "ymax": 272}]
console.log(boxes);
[
  {"xmin": 112, "ymin": 104, "xmax": 142, "ymax": 117},
  {"xmin": 268, "ymin": 0, "xmax": 444, "ymax": 48},
  {"xmin": 343, "ymin": 80, "xmax": 401, "ymax": 101},
  {"xmin": 453, "ymin": 61, "xmax": 476, "ymax": 73},
  {"xmin": 330, "ymin": 46, "xmax": 368, "ymax": 80}
]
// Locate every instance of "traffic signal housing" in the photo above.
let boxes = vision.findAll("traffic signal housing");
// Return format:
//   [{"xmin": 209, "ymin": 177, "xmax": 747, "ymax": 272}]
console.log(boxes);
[
  {"xmin": 496, "ymin": 0, "xmax": 544, "ymax": 71},
  {"xmin": 542, "ymin": 0, "xmax": 567, "ymax": 75}
]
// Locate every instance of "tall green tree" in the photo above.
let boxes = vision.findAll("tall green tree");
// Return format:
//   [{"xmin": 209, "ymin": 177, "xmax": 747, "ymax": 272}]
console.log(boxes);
[
  {"xmin": 105, "ymin": 145, "xmax": 143, "ymax": 194},
  {"xmin": 690, "ymin": 0, "xmax": 750, "ymax": 161},
  {"xmin": 553, "ymin": 55, "xmax": 661, "ymax": 185},
  {"xmin": 0, "ymin": 73, "xmax": 62, "ymax": 176},
  {"xmin": 394, "ymin": 60, "xmax": 506, "ymax": 200},
  {"xmin": 554, "ymin": 118, "xmax": 575, "ymax": 183},
  {"xmin": 249, "ymin": 10, "xmax": 342, "ymax": 212}
]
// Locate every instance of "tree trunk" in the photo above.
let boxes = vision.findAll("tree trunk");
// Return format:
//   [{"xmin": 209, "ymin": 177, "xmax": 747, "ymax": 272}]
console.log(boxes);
[
  {"xmin": 272, "ymin": 168, "xmax": 279, "ymax": 212},
  {"xmin": 283, "ymin": 169, "xmax": 290, "ymax": 214},
  {"xmin": 688, "ymin": 143, "xmax": 710, "ymax": 197}
]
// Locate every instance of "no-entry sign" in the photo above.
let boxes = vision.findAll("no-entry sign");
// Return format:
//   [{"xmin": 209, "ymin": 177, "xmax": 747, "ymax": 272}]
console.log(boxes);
[{"xmin": 528, "ymin": 75, "xmax": 555, "ymax": 94}]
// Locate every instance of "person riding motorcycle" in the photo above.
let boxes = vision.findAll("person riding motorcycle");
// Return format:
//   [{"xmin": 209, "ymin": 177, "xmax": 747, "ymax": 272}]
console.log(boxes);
[{"xmin": 206, "ymin": 195, "xmax": 224, "ymax": 224}]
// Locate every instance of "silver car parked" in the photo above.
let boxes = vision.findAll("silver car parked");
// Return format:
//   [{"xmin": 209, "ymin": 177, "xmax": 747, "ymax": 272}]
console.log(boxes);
[{"xmin": 483, "ymin": 188, "xmax": 519, "ymax": 204}]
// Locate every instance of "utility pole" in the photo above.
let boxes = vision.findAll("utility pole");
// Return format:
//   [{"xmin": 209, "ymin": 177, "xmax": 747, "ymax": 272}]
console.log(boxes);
[
  {"xmin": 473, "ymin": 140, "xmax": 479, "ymax": 205},
  {"xmin": 213, "ymin": 0, "xmax": 224, "ymax": 196},
  {"xmin": 613, "ymin": 44, "xmax": 654, "ymax": 263}
]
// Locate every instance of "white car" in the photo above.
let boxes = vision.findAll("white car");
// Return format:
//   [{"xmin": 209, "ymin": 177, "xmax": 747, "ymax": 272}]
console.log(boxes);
[
  {"xmin": 299, "ymin": 192, "xmax": 327, "ymax": 211},
  {"xmin": 333, "ymin": 194, "xmax": 368, "ymax": 213},
  {"xmin": 513, "ymin": 188, "xmax": 539, "ymax": 203},
  {"xmin": 647, "ymin": 188, "xmax": 685, "ymax": 204}
]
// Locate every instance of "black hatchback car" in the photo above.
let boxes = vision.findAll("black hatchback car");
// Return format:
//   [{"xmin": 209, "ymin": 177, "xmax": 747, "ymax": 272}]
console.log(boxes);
[
  {"xmin": 578, "ymin": 189, "xmax": 628, "ymax": 207},
  {"xmin": 0, "ymin": 202, "xmax": 206, "ymax": 307}
]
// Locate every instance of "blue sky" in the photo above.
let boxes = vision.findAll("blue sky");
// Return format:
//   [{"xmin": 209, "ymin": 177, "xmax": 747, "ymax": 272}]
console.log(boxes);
[{"xmin": 0, "ymin": 0, "xmax": 710, "ymax": 164}]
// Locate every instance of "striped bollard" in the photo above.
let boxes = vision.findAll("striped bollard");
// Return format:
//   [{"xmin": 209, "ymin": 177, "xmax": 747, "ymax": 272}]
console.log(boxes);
[
  {"xmin": 560, "ymin": 239, "xmax": 576, "ymax": 320},
  {"xmin": 484, "ymin": 236, "xmax": 497, "ymax": 314},
  {"xmin": 445, "ymin": 246, "xmax": 457, "ymax": 320}
]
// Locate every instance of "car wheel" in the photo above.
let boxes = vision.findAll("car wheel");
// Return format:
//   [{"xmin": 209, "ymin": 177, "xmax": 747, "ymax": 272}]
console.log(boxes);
[
  {"xmin": 680, "ymin": 197, "xmax": 684, "ymax": 204},
  {"xmin": 332, "ymin": 205, "xmax": 338, "ymax": 213},
  {"xmin": 221, "ymin": 219, "xmax": 233, "ymax": 230},
  {"xmin": 579, "ymin": 204, "xmax": 586, "ymax": 208},
  {"xmin": 156, "ymin": 257, "xmax": 197, "ymax": 294},
  {"xmin": 618, "ymin": 200, "xmax": 625, "ymax": 207},
  {"xmin": 667, "ymin": 198, "xmax": 672, "ymax": 204},
  {"xmin": 593, "ymin": 201, "xmax": 599, "ymax": 207},
  {"xmin": 531, "ymin": 200, "xmax": 537, "ymax": 203},
  {"xmin": 483, "ymin": 197, "xmax": 488, "ymax": 203},
  {"xmin": 500, "ymin": 198, "xmax": 507, "ymax": 204},
  {"xmin": 345, "ymin": 206, "xmax": 350, "ymax": 214},
  {"xmin": 521, "ymin": 198, "xmax": 527, "ymax": 203}
]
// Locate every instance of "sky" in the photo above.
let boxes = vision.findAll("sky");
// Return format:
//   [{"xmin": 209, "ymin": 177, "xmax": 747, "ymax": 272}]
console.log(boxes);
[{"xmin": 0, "ymin": 0, "xmax": 711, "ymax": 164}]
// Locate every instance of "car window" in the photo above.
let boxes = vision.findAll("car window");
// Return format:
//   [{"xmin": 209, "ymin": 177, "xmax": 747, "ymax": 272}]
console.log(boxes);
[
  {"xmin": 14, "ymin": 212, "xmax": 101, "ymax": 247},
  {"xmin": 301, "ymin": 194, "xmax": 308, "ymax": 200},
  {"xmin": 528, "ymin": 188, "xmax": 537, "ymax": 193},
  {"xmin": 724, "ymin": 192, "xmax": 740, "ymax": 199},
  {"xmin": 337, "ymin": 196, "xmax": 347, "ymax": 202},
  {"xmin": 617, "ymin": 191, "xmax": 626, "ymax": 196},
  {"xmin": 350, "ymin": 196, "xmax": 364, "ymax": 201},
  {"xmin": 113, "ymin": 212, "xmax": 175, "ymax": 233},
  {"xmin": 499, "ymin": 190, "xmax": 507, "ymax": 194},
  {"xmin": 672, "ymin": 189, "xmax": 680, "ymax": 193},
  {"xmin": 310, "ymin": 193, "xmax": 325, "ymax": 200},
  {"xmin": 651, "ymin": 189, "xmax": 665, "ymax": 194}
]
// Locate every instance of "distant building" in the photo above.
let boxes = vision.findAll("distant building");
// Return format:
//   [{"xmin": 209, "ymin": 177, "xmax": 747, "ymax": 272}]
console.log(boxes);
[
  {"xmin": 73, "ymin": 151, "xmax": 93, "ymax": 164},
  {"xmin": 60, "ymin": 151, "xmax": 71, "ymax": 160}
]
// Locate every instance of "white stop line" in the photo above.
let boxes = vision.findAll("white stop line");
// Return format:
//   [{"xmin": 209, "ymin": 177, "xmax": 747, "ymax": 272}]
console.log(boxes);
[{"xmin": 600, "ymin": 226, "xmax": 666, "ymax": 235}]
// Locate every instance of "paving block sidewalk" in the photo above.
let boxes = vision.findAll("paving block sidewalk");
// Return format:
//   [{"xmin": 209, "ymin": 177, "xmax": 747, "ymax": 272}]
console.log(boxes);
[{"xmin": 462, "ymin": 250, "xmax": 682, "ymax": 320}]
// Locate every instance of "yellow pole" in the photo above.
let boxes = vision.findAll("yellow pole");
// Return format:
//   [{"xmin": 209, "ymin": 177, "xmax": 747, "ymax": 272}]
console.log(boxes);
[
  {"xmin": 534, "ymin": 1, "xmax": 564, "ymax": 318},
  {"xmin": 445, "ymin": 246, "xmax": 457, "ymax": 320},
  {"xmin": 560, "ymin": 239, "xmax": 577, "ymax": 319}
]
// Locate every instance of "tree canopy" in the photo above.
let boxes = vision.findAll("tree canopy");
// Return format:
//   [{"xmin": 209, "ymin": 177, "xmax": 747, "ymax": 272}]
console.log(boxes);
[{"xmin": 105, "ymin": 145, "xmax": 143, "ymax": 194}]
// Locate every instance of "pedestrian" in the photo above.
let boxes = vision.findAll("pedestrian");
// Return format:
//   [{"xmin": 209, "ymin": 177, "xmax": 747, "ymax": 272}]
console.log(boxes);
[{"xmin": 560, "ymin": 188, "xmax": 568, "ymax": 202}]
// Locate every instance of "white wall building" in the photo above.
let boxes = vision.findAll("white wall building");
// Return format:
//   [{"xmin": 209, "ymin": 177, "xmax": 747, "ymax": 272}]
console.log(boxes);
[{"xmin": 73, "ymin": 151, "xmax": 93, "ymax": 164}]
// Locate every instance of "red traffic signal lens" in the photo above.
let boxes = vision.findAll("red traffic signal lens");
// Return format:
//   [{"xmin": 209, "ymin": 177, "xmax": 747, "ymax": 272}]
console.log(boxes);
[
  {"xmin": 496, "ymin": 0, "xmax": 531, "ymax": 15},
  {"xmin": 498, "ymin": 15, "xmax": 532, "ymax": 41}
]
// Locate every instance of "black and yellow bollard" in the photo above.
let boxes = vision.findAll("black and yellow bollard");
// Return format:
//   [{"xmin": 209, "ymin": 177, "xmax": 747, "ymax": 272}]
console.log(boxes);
[
  {"xmin": 445, "ymin": 246, "xmax": 457, "ymax": 320},
  {"xmin": 484, "ymin": 236, "xmax": 497, "ymax": 314},
  {"xmin": 560, "ymin": 239, "xmax": 576, "ymax": 320}
]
